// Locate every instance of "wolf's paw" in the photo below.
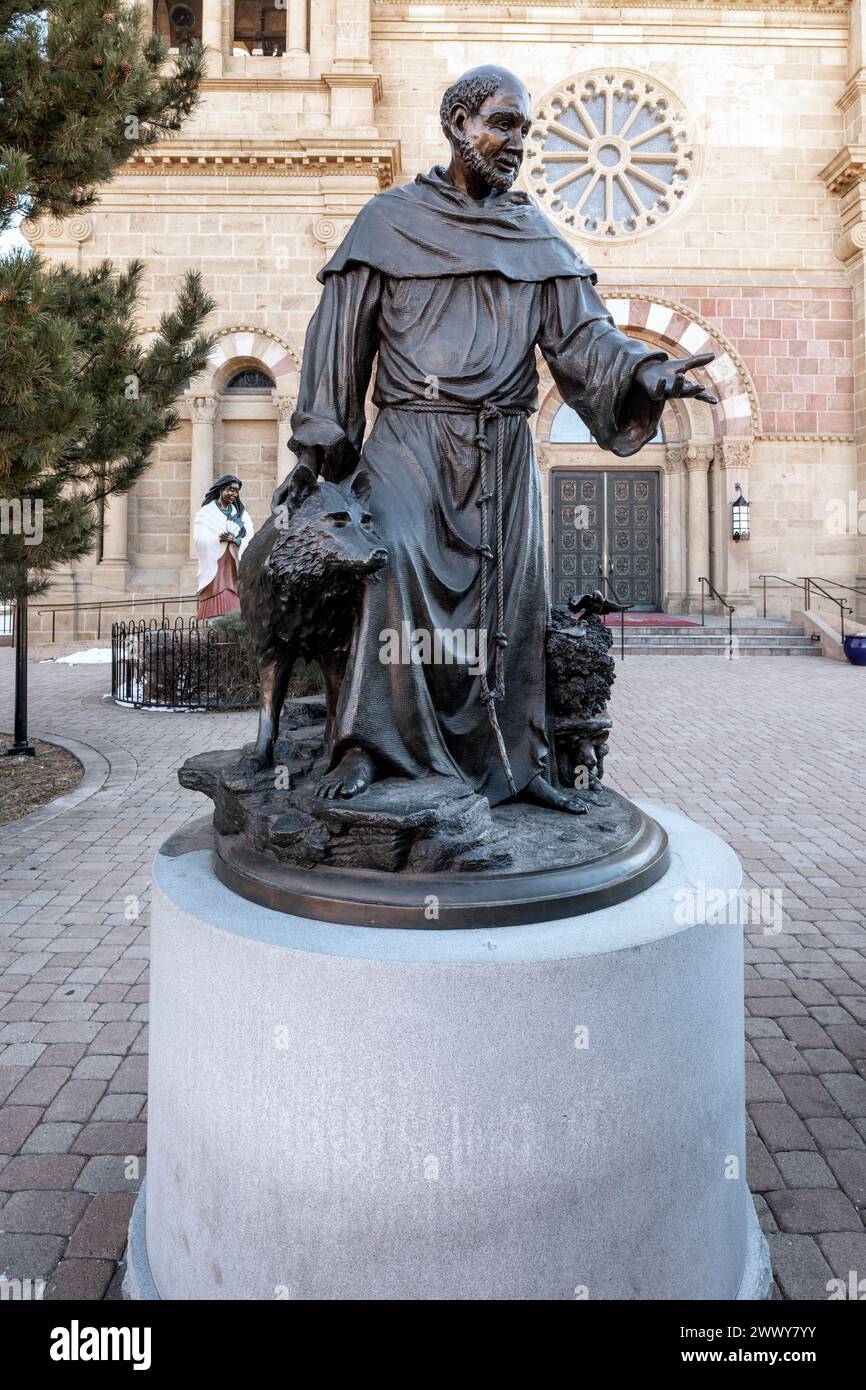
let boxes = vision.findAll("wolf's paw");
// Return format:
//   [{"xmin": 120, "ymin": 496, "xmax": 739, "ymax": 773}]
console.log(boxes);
[{"xmin": 222, "ymin": 752, "xmax": 274, "ymax": 792}]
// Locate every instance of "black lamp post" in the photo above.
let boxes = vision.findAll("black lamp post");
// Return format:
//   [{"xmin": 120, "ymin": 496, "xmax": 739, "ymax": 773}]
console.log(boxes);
[
  {"xmin": 6, "ymin": 590, "xmax": 35, "ymax": 757},
  {"xmin": 732, "ymin": 483, "xmax": 750, "ymax": 542}
]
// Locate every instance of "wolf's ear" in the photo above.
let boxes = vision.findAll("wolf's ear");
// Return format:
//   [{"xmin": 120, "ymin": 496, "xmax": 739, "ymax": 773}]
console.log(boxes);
[
  {"xmin": 272, "ymin": 461, "xmax": 319, "ymax": 515},
  {"xmin": 350, "ymin": 470, "xmax": 372, "ymax": 504}
]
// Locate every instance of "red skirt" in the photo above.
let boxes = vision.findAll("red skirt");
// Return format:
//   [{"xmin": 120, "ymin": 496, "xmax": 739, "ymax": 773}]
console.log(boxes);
[{"xmin": 197, "ymin": 549, "xmax": 241, "ymax": 620}]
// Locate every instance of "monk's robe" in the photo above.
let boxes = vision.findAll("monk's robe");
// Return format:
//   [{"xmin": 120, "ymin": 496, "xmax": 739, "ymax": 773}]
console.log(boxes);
[{"xmin": 289, "ymin": 167, "xmax": 666, "ymax": 806}]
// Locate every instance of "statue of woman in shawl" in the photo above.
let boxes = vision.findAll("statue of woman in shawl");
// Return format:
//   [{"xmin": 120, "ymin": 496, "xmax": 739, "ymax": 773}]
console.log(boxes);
[
  {"xmin": 194, "ymin": 475, "xmax": 255, "ymax": 621},
  {"xmin": 277, "ymin": 65, "xmax": 714, "ymax": 812}
]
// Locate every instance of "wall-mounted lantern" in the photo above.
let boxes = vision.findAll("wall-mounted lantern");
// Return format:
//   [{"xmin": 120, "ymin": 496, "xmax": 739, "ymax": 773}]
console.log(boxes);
[{"xmin": 732, "ymin": 483, "xmax": 750, "ymax": 542}]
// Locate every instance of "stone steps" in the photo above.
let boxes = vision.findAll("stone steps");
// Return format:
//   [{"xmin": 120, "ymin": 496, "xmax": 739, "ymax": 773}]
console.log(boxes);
[
  {"xmin": 617, "ymin": 643, "xmax": 823, "ymax": 657},
  {"xmin": 607, "ymin": 620, "xmax": 823, "ymax": 657},
  {"xmin": 618, "ymin": 633, "xmax": 816, "ymax": 646},
  {"xmin": 608, "ymin": 626, "xmax": 803, "ymax": 638}
]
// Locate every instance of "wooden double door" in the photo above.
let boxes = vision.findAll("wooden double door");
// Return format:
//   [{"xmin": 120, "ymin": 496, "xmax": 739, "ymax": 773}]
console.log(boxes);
[{"xmin": 550, "ymin": 469, "xmax": 661, "ymax": 611}]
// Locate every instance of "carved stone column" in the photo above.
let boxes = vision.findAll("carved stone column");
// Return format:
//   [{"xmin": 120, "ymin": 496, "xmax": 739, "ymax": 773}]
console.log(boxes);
[
  {"xmin": 202, "ymin": 0, "xmax": 222, "ymax": 76},
  {"xmin": 273, "ymin": 390, "xmax": 298, "ymax": 494},
  {"xmin": 188, "ymin": 396, "xmax": 218, "ymax": 562},
  {"xmin": 282, "ymin": 0, "xmax": 310, "ymax": 75},
  {"xmin": 835, "ymin": 193, "xmax": 866, "ymax": 621},
  {"xmin": 324, "ymin": 0, "xmax": 381, "ymax": 132},
  {"xmin": 102, "ymin": 492, "xmax": 129, "ymax": 563},
  {"xmin": 715, "ymin": 439, "xmax": 754, "ymax": 609},
  {"xmin": 94, "ymin": 491, "xmax": 131, "ymax": 591},
  {"xmin": 686, "ymin": 444, "xmax": 713, "ymax": 612},
  {"xmin": 836, "ymin": 204, "xmax": 866, "ymax": 620},
  {"xmin": 826, "ymin": 176, "xmax": 866, "ymax": 619},
  {"xmin": 820, "ymin": 0, "xmax": 866, "ymax": 618},
  {"xmin": 663, "ymin": 444, "xmax": 689, "ymax": 612},
  {"xmin": 334, "ymin": 0, "xmax": 372, "ymax": 65}
]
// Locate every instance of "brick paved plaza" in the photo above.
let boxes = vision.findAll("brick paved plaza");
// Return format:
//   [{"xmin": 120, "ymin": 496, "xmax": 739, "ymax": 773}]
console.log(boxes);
[{"xmin": 1, "ymin": 648, "xmax": 865, "ymax": 1301}]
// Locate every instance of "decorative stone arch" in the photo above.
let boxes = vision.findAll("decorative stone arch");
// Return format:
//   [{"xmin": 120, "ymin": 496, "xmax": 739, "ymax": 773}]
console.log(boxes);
[
  {"xmin": 603, "ymin": 295, "xmax": 761, "ymax": 438},
  {"xmin": 202, "ymin": 327, "xmax": 300, "ymax": 399},
  {"xmin": 182, "ymin": 329, "xmax": 302, "ymax": 568},
  {"xmin": 533, "ymin": 295, "xmax": 758, "ymax": 613},
  {"xmin": 534, "ymin": 294, "xmax": 759, "ymax": 445}
]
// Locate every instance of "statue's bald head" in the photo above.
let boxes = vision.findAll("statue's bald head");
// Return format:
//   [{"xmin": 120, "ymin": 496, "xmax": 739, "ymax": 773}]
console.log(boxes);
[{"xmin": 439, "ymin": 66, "xmax": 530, "ymax": 137}]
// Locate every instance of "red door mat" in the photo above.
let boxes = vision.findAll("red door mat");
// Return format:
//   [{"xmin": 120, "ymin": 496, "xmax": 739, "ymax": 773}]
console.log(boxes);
[{"xmin": 603, "ymin": 613, "xmax": 700, "ymax": 627}]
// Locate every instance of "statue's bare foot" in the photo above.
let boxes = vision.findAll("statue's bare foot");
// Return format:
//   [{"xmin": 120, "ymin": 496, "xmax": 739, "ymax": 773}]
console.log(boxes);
[
  {"xmin": 522, "ymin": 774, "xmax": 588, "ymax": 815},
  {"xmin": 316, "ymin": 747, "xmax": 379, "ymax": 800}
]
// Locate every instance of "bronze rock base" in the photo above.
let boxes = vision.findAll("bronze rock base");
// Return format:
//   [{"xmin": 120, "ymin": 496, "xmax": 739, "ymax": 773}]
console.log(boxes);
[{"xmin": 178, "ymin": 718, "xmax": 669, "ymax": 927}]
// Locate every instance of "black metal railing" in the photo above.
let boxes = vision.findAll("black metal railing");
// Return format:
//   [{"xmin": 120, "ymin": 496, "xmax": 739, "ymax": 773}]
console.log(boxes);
[
  {"xmin": 803, "ymin": 577, "xmax": 866, "ymax": 641},
  {"xmin": 802, "ymin": 578, "xmax": 854, "ymax": 640},
  {"xmin": 806, "ymin": 576, "xmax": 866, "ymax": 601},
  {"xmin": 758, "ymin": 574, "xmax": 806, "ymax": 618},
  {"xmin": 698, "ymin": 577, "xmax": 735, "ymax": 659},
  {"xmin": 111, "ymin": 618, "xmax": 258, "ymax": 711},
  {"xmin": 34, "ymin": 593, "xmax": 199, "ymax": 643},
  {"xmin": 758, "ymin": 573, "xmax": 865, "ymax": 640}
]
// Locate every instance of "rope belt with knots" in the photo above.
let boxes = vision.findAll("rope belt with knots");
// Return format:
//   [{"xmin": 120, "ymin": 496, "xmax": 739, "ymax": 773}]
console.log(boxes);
[{"xmin": 383, "ymin": 397, "xmax": 529, "ymax": 797}]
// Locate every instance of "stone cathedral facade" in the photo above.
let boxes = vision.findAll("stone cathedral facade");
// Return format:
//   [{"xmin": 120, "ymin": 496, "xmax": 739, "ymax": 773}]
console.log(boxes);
[{"xmin": 24, "ymin": 1, "xmax": 866, "ymax": 619}]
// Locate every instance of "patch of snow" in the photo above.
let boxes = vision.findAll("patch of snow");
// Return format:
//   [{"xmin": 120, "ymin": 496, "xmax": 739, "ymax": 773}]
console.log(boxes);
[
  {"xmin": 42, "ymin": 648, "xmax": 112, "ymax": 665},
  {"xmin": 112, "ymin": 700, "xmax": 207, "ymax": 712}
]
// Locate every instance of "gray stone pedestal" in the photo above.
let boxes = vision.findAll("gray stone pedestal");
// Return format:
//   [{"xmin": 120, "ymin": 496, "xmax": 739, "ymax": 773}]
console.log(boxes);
[{"xmin": 125, "ymin": 803, "xmax": 771, "ymax": 1301}]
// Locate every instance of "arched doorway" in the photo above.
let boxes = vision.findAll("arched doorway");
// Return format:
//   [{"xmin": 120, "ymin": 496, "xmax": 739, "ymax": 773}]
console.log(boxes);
[
  {"xmin": 216, "ymin": 365, "xmax": 279, "ymax": 532},
  {"xmin": 547, "ymin": 404, "xmax": 664, "ymax": 610},
  {"xmin": 534, "ymin": 298, "xmax": 759, "ymax": 613}
]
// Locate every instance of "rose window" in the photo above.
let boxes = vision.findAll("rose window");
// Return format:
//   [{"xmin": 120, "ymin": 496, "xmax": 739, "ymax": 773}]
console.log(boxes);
[{"xmin": 525, "ymin": 72, "xmax": 696, "ymax": 240}]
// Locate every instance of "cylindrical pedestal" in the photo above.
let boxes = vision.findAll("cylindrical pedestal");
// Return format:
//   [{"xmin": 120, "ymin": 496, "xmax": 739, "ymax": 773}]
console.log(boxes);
[{"xmin": 126, "ymin": 804, "xmax": 771, "ymax": 1300}]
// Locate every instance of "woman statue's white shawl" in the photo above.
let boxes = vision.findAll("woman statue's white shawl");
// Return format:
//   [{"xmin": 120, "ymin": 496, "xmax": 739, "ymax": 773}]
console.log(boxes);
[{"xmin": 193, "ymin": 499, "xmax": 254, "ymax": 592}]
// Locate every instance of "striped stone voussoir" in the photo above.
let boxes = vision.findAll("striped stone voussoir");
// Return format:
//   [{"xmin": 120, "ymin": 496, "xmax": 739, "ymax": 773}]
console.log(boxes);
[{"xmin": 606, "ymin": 295, "xmax": 758, "ymax": 436}]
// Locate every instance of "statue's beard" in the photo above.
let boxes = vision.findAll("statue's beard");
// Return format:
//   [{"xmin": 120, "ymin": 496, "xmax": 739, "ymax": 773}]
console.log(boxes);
[{"xmin": 455, "ymin": 134, "xmax": 518, "ymax": 191}]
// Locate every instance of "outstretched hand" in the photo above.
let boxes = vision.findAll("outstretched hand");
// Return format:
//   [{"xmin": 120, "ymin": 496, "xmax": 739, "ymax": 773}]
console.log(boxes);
[{"xmin": 635, "ymin": 351, "xmax": 717, "ymax": 405}]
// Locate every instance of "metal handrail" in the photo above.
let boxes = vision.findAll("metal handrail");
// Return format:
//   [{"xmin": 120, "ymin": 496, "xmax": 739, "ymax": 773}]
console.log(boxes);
[
  {"xmin": 803, "ymin": 576, "xmax": 866, "ymax": 600},
  {"xmin": 757, "ymin": 573, "xmax": 860, "ymax": 641},
  {"xmin": 757, "ymin": 574, "xmax": 807, "ymax": 618},
  {"xmin": 28, "ymin": 593, "xmax": 199, "ymax": 643},
  {"xmin": 801, "ymin": 578, "xmax": 854, "ymax": 641},
  {"xmin": 698, "ymin": 576, "xmax": 735, "ymax": 660}
]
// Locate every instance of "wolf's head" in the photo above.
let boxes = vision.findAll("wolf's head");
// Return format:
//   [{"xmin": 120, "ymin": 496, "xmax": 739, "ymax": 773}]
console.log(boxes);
[{"xmin": 268, "ymin": 463, "xmax": 387, "ymax": 584}]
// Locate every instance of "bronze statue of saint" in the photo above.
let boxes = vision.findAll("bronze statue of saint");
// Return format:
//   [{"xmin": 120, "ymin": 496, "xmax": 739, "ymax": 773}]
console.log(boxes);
[{"xmin": 278, "ymin": 65, "xmax": 714, "ymax": 811}]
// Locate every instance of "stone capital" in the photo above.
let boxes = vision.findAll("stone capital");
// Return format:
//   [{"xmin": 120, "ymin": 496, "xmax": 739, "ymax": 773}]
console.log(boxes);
[
  {"xmin": 715, "ymin": 439, "xmax": 752, "ymax": 471},
  {"xmin": 312, "ymin": 216, "xmax": 350, "ymax": 248},
  {"xmin": 21, "ymin": 214, "xmax": 93, "ymax": 247},
  {"xmin": 835, "ymin": 219, "xmax": 866, "ymax": 263},
  {"xmin": 685, "ymin": 443, "xmax": 714, "ymax": 472},
  {"xmin": 663, "ymin": 443, "xmax": 689, "ymax": 474},
  {"xmin": 273, "ymin": 392, "xmax": 297, "ymax": 422},
  {"xmin": 190, "ymin": 395, "xmax": 218, "ymax": 424}
]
